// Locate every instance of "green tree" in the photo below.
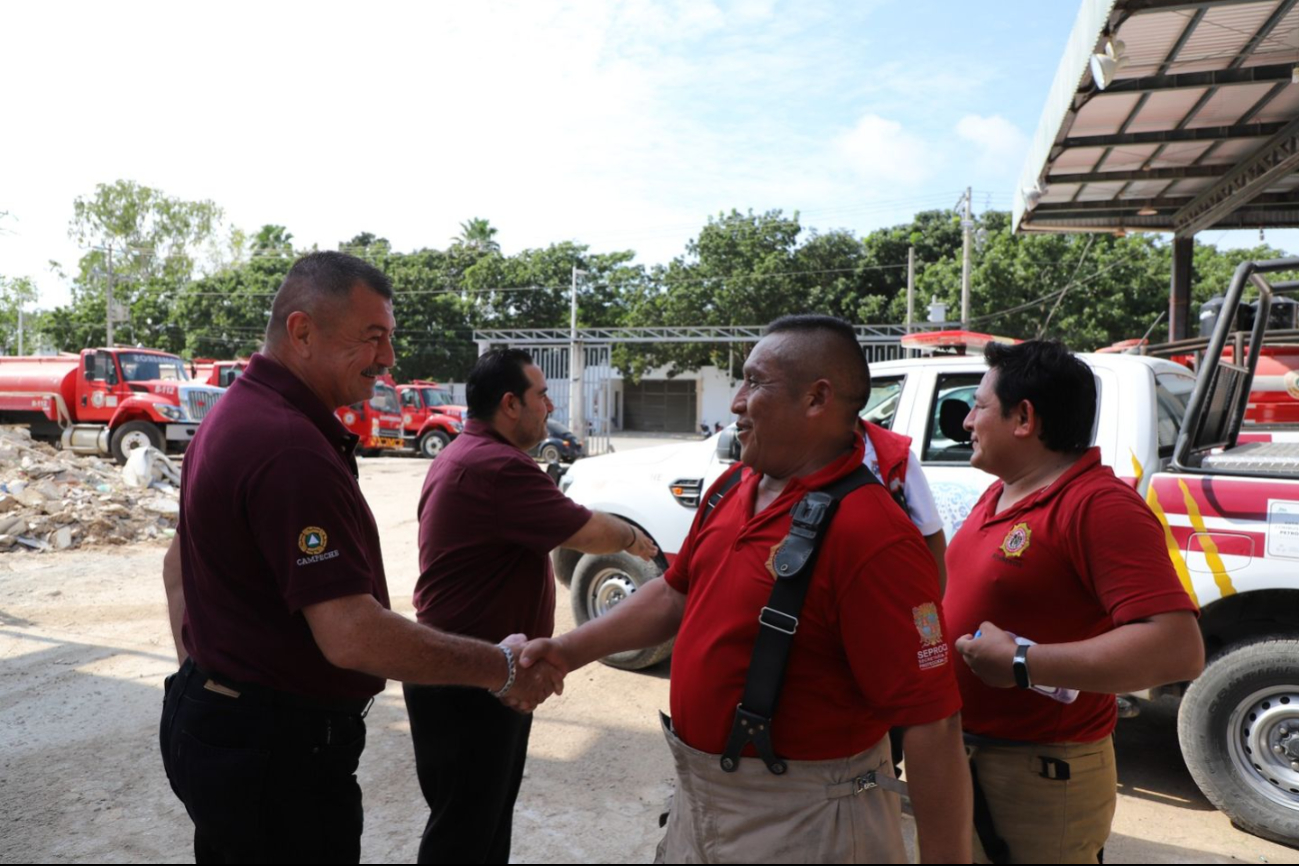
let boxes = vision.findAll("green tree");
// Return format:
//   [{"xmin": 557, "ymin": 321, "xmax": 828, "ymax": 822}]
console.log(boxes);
[
  {"xmin": 453, "ymin": 218, "xmax": 500, "ymax": 254},
  {"xmin": 47, "ymin": 180, "xmax": 227, "ymax": 351},
  {"xmin": 0, "ymin": 276, "xmax": 41, "ymax": 355}
]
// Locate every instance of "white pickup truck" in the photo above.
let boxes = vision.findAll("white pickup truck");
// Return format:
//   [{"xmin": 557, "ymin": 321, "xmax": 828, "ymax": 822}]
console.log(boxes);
[{"xmin": 557, "ymin": 259, "xmax": 1299, "ymax": 845}]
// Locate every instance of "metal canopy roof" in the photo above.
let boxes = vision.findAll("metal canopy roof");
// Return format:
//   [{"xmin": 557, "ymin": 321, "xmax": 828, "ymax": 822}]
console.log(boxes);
[{"xmin": 1014, "ymin": 0, "xmax": 1299, "ymax": 236}]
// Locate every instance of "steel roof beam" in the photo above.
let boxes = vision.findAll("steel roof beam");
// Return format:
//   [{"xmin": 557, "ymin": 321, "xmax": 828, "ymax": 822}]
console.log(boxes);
[
  {"xmin": 1036, "ymin": 191, "xmax": 1299, "ymax": 215},
  {"xmin": 1174, "ymin": 116, "xmax": 1299, "ymax": 234},
  {"xmin": 1098, "ymin": 63, "xmax": 1293, "ymax": 95},
  {"xmin": 473, "ymin": 325, "xmax": 919, "ymax": 345},
  {"xmin": 1126, "ymin": 0, "xmax": 1285, "ymax": 14},
  {"xmin": 1050, "ymin": 164, "xmax": 1229, "ymax": 183},
  {"xmin": 1062, "ymin": 120, "xmax": 1288, "ymax": 148}
]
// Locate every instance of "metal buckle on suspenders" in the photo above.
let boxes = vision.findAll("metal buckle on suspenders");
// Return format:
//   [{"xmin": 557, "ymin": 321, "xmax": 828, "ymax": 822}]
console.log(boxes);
[{"xmin": 719, "ymin": 465, "xmax": 877, "ymax": 776}]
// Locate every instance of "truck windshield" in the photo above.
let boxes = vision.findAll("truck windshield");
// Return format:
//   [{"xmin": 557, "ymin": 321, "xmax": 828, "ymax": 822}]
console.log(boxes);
[
  {"xmin": 421, "ymin": 388, "xmax": 456, "ymax": 408},
  {"xmin": 118, "ymin": 352, "xmax": 188, "ymax": 382},
  {"xmin": 370, "ymin": 383, "xmax": 400, "ymax": 413}
]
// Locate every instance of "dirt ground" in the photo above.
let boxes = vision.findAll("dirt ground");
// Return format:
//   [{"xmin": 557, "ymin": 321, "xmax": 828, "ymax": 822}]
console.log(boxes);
[{"xmin": 1, "ymin": 448, "xmax": 1297, "ymax": 864}]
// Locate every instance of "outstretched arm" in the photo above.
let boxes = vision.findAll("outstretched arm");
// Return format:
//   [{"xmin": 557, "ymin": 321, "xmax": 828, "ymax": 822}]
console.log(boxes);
[{"xmin": 520, "ymin": 576, "xmax": 685, "ymax": 674}]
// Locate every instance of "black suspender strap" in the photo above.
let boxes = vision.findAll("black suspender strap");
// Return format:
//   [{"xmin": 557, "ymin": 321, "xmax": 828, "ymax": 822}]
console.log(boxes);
[
  {"xmin": 720, "ymin": 464, "xmax": 878, "ymax": 774},
  {"xmin": 700, "ymin": 464, "xmax": 745, "ymax": 526}
]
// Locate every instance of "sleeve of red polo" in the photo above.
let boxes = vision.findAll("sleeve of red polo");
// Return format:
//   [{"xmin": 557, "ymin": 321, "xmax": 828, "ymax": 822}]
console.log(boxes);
[
  {"xmin": 1071, "ymin": 486, "xmax": 1199, "ymax": 625},
  {"xmin": 489, "ymin": 455, "xmax": 592, "ymax": 555},
  {"xmin": 839, "ymin": 523, "xmax": 963, "ymax": 727},
  {"xmin": 245, "ymin": 448, "xmax": 381, "ymax": 612}
]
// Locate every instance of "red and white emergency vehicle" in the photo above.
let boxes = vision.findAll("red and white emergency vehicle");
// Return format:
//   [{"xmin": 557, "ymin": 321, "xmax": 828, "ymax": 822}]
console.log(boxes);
[
  {"xmin": 189, "ymin": 358, "xmax": 248, "ymax": 389},
  {"xmin": 396, "ymin": 380, "xmax": 466, "ymax": 458},
  {"xmin": 335, "ymin": 375, "xmax": 404, "ymax": 455},
  {"xmin": 557, "ymin": 261, "xmax": 1299, "ymax": 845},
  {"xmin": 0, "ymin": 348, "xmax": 224, "ymax": 463}
]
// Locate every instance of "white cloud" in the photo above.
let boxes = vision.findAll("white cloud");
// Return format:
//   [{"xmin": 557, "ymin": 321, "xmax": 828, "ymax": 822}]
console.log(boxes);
[
  {"xmin": 955, "ymin": 114, "xmax": 1029, "ymax": 176},
  {"xmin": 833, "ymin": 114, "xmax": 934, "ymax": 187}
]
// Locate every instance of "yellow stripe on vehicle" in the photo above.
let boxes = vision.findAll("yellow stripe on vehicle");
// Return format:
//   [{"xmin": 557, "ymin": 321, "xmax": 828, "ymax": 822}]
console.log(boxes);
[
  {"xmin": 1145, "ymin": 483, "xmax": 1198, "ymax": 607},
  {"xmin": 1177, "ymin": 478, "xmax": 1236, "ymax": 599}
]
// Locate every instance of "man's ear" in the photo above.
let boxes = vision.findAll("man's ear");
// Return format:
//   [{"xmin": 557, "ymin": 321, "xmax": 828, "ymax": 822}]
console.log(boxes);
[
  {"xmin": 1012, "ymin": 399, "xmax": 1038, "ymax": 440},
  {"xmin": 284, "ymin": 311, "xmax": 313, "ymax": 358},
  {"xmin": 806, "ymin": 378, "xmax": 834, "ymax": 417},
  {"xmin": 497, "ymin": 391, "xmax": 518, "ymax": 421}
]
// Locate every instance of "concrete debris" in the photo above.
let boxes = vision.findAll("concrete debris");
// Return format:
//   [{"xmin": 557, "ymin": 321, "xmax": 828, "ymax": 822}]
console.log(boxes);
[{"xmin": 0, "ymin": 426, "xmax": 180, "ymax": 554}]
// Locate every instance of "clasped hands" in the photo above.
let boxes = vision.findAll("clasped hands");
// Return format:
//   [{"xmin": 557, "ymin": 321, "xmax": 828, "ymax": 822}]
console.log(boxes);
[{"xmin": 496, "ymin": 633, "xmax": 573, "ymax": 713}]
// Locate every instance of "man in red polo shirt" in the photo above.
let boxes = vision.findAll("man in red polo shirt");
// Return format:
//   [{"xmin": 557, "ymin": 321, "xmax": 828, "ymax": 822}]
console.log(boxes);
[
  {"xmin": 520, "ymin": 315, "xmax": 971, "ymax": 864},
  {"xmin": 159, "ymin": 253, "xmax": 559, "ymax": 864},
  {"xmin": 406, "ymin": 347, "xmax": 658, "ymax": 865},
  {"xmin": 947, "ymin": 339, "xmax": 1204, "ymax": 864}
]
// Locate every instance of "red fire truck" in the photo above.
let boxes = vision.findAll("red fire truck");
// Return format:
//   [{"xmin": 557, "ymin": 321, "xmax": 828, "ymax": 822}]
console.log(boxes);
[
  {"xmin": 396, "ymin": 380, "xmax": 466, "ymax": 458},
  {"xmin": 0, "ymin": 348, "xmax": 224, "ymax": 463},
  {"xmin": 189, "ymin": 358, "xmax": 248, "ymax": 388},
  {"xmin": 335, "ymin": 375, "xmax": 405, "ymax": 455}
]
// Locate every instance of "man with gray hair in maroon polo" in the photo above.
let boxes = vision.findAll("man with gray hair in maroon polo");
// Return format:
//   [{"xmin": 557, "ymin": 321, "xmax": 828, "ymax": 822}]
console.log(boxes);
[{"xmin": 159, "ymin": 252, "xmax": 561, "ymax": 863}]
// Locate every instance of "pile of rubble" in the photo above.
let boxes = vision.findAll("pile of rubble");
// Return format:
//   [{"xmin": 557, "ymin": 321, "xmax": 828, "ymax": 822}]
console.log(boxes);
[{"xmin": 0, "ymin": 426, "xmax": 181, "ymax": 553}]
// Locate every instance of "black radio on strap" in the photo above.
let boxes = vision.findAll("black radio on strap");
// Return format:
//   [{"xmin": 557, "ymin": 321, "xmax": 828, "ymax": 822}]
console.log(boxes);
[{"xmin": 721, "ymin": 464, "xmax": 877, "ymax": 775}]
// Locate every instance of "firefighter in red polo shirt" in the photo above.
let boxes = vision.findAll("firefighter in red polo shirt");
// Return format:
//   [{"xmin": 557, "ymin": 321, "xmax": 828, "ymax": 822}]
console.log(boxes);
[
  {"xmin": 948, "ymin": 340, "xmax": 1204, "ymax": 864},
  {"xmin": 521, "ymin": 315, "xmax": 972, "ymax": 864}
]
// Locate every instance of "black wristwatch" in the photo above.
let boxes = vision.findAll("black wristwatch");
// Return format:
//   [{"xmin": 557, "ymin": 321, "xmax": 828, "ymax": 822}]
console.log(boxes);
[{"xmin": 1012, "ymin": 643, "xmax": 1033, "ymax": 689}]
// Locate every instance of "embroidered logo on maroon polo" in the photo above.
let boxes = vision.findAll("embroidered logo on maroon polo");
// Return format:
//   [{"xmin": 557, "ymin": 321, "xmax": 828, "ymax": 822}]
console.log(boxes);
[
  {"xmin": 298, "ymin": 526, "xmax": 328, "ymax": 555},
  {"xmin": 999, "ymin": 522, "xmax": 1031, "ymax": 558}
]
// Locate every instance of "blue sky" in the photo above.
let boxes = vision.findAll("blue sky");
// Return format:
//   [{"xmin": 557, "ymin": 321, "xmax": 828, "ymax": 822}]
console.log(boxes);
[{"xmin": 2, "ymin": 0, "xmax": 1290, "ymax": 309}]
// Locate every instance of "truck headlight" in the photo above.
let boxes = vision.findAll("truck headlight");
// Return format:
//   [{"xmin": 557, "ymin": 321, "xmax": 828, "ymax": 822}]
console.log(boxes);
[
  {"xmin": 157, "ymin": 404, "xmax": 184, "ymax": 421},
  {"xmin": 452, "ymin": 421, "xmax": 464, "ymax": 432}
]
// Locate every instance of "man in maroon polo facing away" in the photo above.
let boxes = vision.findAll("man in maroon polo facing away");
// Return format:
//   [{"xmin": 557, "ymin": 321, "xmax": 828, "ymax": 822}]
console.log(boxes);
[
  {"xmin": 406, "ymin": 348, "xmax": 658, "ymax": 864},
  {"xmin": 159, "ymin": 253, "xmax": 559, "ymax": 864}
]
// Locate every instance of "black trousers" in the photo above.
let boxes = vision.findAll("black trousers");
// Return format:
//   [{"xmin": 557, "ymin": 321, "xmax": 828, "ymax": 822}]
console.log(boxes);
[
  {"xmin": 402, "ymin": 684, "xmax": 533, "ymax": 865},
  {"xmin": 159, "ymin": 659, "xmax": 368, "ymax": 864}
]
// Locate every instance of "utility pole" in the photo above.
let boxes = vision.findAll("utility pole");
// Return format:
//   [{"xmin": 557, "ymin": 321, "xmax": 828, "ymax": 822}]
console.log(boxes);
[
  {"xmin": 570, "ymin": 266, "xmax": 586, "ymax": 441},
  {"xmin": 905, "ymin": 246, "xmax": 916, "ymax": 333},
  {"xmin": 105, "ymin": 245, "xmax": 115, "ymax": 347},
  {"xmin": 16, "ymin": 306, "xmax": 23, "ymax": 356},
  {"xmin": 960, "ymin": 186, "xmax": 973, "ymax": 329}
]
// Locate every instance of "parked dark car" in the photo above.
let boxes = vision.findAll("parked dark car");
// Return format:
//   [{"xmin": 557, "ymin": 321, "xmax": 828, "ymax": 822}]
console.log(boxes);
[{"xmin": 530, "ymin": 419, "xmax": 584, "ymax": 464}]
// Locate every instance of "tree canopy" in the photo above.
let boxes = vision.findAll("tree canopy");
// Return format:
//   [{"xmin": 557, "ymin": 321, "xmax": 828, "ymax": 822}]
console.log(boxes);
[{"xmin": 16, "ymin": 180, "xmax": 1295, "ymax": 380}]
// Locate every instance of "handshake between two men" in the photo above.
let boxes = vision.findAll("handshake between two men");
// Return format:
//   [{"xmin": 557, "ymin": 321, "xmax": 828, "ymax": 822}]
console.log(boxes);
[{"xmin": 492, "ymin": 521, "xmax": 660, "ymax": 714}]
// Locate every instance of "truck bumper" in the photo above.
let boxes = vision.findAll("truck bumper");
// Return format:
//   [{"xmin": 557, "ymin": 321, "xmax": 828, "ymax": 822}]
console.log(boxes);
[{"xmin": 164, "ymin": 423, "xmax": 202, "ymax": 443}]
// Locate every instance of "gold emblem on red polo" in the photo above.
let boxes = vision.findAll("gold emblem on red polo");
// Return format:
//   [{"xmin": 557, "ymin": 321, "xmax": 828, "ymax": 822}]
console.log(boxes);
[
  {"xmin": 764, "ymin": 542, "xmax": 782, "ymax": 579},
  {"xmin": 298, "ymin": 526, "xmax": 328, "ymax": 555},
  {"xmin": 1000, "ymin": 522, "xmax": 1031, "ymax": 558}
]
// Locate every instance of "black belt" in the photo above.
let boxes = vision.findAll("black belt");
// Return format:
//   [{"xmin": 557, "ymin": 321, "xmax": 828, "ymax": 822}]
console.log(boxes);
[{"xmin": 186, "ymin": 659, "xmax": 374, "ymax": 717}]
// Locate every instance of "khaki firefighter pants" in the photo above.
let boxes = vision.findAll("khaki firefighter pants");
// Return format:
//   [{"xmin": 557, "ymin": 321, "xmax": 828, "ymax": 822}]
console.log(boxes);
[
  {"xmin": 969, "ymin": 736, "xmax": 1117, "ymax": 865},
  {"xmin": 655, "ymin": 714, "xmax": 909, "ymax": 864}
]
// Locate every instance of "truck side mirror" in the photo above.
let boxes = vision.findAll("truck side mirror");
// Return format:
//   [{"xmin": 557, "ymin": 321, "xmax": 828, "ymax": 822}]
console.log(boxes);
[
  {"xmin": 716, "ymin": 425, "xmax": 740, "ymax": 464},
  {"xmin": 83, "ymin": 355, "xmax": 97, "ymax": 381}
]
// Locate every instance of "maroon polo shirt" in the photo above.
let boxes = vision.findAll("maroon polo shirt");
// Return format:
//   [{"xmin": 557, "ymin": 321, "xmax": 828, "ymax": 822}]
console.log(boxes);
[
  {"xmin": 413, "ymin": 419, "xmax": 592, "ymax": 642},
  {"xmin": 178, "ymin": 353, "xmax": 390, "ymax": 700}
]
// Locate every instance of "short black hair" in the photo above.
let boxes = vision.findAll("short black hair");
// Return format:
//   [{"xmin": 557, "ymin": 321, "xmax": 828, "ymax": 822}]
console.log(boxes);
[
  {"xmin": 764, "ymin": 314, "xmax": 871, "ymax": 413},
  {"xmin": 266, "ymin": 251, "xmax": 393, "ymax": 345},
  {"xmin": 466, "ymin": 348, "xmax": 535, "ymax": 421},
  {"xmin": 983, "ymin": 339, "xmax": 1095, "ymax": 453}
]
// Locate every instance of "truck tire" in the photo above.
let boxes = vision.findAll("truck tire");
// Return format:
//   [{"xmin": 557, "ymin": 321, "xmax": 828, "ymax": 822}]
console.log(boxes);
[
  {"xmin": 110, "ymin": 421, "xmax": 163, "ymax": 465},
  {"xmin": 419, "ymin": 430, "xmax": 450, "ymax": 459},
  {"xmin": 571, "ymin": 551, "xmax": 674, "ymax": 671},
  {"xmin": 1178, "ymin": 637, "xmax": 1299, "ymax": 846}
]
